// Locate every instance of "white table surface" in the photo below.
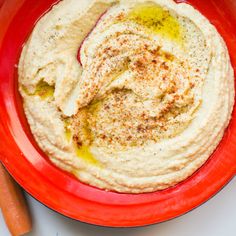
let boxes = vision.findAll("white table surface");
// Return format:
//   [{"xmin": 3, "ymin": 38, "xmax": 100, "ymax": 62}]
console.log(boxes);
[{"xmin": 1, "ymin": 178, "xmax": 236, "ymax": 236}]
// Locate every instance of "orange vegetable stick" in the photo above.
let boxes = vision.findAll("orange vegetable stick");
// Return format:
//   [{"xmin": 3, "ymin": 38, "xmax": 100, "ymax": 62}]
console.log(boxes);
[{"xmin": 0, "ymin": 163, "xmax": 32, "ymax": 236}]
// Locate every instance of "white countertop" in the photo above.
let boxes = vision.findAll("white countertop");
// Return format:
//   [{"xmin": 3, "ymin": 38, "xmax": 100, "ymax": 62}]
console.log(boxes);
[{"xmin": 1, "ymin": 178, "xmax": 236, "ymax": 236}]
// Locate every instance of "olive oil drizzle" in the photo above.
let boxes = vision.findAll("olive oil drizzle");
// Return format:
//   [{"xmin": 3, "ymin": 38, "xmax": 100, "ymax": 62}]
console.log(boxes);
[
  {"xmin": 127, "ymin": 3, "xmax": 183, "ymax": 44},
  {"xmin": 22, "ymin": 79, "xmax": 55, "ymax": 99},
  {"xmin": 75, "ymin": 145, "xmax": 99, "ymax": 166}
]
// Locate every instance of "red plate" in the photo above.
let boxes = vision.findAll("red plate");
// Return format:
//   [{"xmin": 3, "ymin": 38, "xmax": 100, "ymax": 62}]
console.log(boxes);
[{"xmin": 0, "ymin": 0, "xmax": 236, "ymax": 227}]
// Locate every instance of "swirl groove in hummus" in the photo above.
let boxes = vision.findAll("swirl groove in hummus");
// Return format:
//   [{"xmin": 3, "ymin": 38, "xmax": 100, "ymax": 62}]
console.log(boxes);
[{"xmin": 19, "ymin": 0, "xmax": 235, "ymax": 193}]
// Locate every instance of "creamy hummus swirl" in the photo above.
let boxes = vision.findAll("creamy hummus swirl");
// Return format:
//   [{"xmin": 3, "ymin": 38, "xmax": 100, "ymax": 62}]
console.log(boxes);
[{"xmin": 19, "ymin": 0, "xmax": 234, "ymax": 193}]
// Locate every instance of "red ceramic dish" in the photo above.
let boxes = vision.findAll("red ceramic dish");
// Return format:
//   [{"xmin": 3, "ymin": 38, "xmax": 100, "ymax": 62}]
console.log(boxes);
[{"xmin": 0, "ymin": 0, "xmax": 236, "ymax": 227}]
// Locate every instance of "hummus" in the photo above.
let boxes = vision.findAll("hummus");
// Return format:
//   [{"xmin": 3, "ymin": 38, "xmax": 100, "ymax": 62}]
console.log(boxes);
[{"xmin": 18, "ymin": 0, "xmax": 235, "ymax": 193}]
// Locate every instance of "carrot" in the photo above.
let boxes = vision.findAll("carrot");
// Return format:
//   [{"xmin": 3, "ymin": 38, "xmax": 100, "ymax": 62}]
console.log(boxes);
[{"xmin": 0, "ymin": 163, "xmax": 32, "ymax": 236}]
